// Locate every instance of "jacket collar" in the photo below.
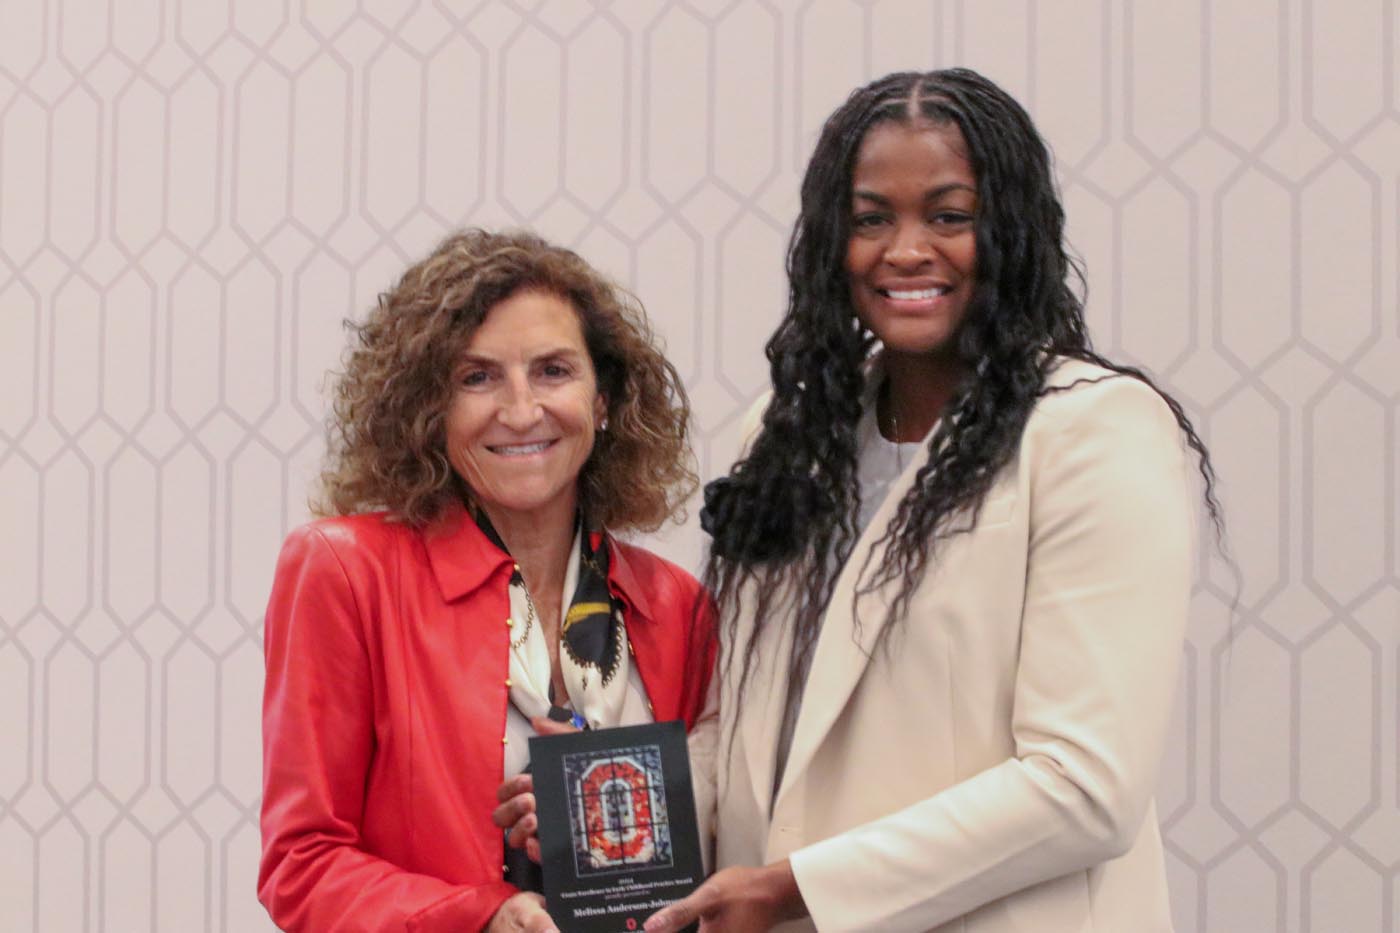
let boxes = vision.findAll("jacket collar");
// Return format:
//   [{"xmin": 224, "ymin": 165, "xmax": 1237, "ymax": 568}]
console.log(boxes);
[
  {"xmin": 423, "ymin": 504, "xmax": 514, "ymax": 601},
  {"xmin": 602, "ymin": 535, "xmax": 657, "ymax": 624},
  {"xmin": 423, "ymin": 503, "xmax": 657, "ymax": 624}
]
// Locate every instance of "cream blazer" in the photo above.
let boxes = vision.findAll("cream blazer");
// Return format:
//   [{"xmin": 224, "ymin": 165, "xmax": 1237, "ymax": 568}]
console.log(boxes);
[{"xmin": 694, "ymin": 359, "xmax": 1193, "ymax": 932}]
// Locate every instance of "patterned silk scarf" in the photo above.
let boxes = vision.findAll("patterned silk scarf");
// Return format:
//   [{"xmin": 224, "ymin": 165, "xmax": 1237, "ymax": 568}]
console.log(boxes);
[{"xmin": 476, "ymin": 514, "xmax": 630, "ymax": 731}]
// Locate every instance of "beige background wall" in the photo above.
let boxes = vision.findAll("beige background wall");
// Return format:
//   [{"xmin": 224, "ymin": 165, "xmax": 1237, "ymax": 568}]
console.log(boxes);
[{"xmin": 0, "ymin": 1, "xmax": 1395, "ymax": 930}]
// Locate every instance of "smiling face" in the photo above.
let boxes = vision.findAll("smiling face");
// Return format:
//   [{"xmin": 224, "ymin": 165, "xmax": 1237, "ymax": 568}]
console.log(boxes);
[
  {"xmin": 844, "ymin": 119, "xmax": 978, "ymax": 368},
  {"xmin": 445, "ymin": 289, "xmax": 607, "ymax": 532}
]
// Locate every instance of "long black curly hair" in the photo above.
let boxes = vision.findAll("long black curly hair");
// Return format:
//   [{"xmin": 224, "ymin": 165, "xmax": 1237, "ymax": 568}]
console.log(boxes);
[{"xmin": 700, "ymin": 68, "xmax": 1226, "ymax": 713}]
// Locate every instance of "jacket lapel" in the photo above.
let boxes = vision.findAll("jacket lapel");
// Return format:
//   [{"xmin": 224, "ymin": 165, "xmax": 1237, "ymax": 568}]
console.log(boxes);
[
  {"xmin": 771, "ymin": 428, "xmax": 926, "ymax": 809},
  {"xmin": 606, "ymin": 536, "xmax": 681, "ymax": 726},
  {"xmin": 734, "ymin": 582, "xmax": 798, "ymax": 821}
]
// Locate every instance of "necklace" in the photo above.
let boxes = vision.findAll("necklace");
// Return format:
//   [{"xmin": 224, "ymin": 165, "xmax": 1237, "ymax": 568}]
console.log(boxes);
[
  {"xmin": 510, "ymin": 583, "xmax": 538, "ymax": 650},
  {"xmin": 888, "ymin": 399, "xmax": 909, "ymax": 469},
  {"xmin": 880, "ymin": 380, "xmax": 903, "ymax": 443}
]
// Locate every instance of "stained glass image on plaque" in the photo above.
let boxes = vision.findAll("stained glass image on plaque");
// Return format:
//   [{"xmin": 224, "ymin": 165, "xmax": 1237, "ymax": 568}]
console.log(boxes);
[{"xmin": 562, "ymin": 743, "xmax": 674, "ymax": 876}]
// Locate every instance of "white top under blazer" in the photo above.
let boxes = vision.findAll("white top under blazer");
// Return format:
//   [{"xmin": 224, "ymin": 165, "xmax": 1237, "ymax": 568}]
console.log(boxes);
[{"xmin": 691, "ymin": 357, "xmax": 1193, "ymax": 932}]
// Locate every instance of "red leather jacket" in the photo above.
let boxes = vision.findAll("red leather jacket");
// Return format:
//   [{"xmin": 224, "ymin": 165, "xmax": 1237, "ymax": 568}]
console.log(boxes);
[{"xmin": 258, "ymin": 508, "xmax": 713, "ymax": 932}]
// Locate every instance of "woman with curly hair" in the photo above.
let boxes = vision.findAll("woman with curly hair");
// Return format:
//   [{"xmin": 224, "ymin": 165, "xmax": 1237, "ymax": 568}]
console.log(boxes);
[
  {"xmin": 646, "ymin": 69, "xmax": 1224, "ymax": 932},
  {"xmin": 258, "ymin": 229, "xmax": 711, "ymax": 933}
]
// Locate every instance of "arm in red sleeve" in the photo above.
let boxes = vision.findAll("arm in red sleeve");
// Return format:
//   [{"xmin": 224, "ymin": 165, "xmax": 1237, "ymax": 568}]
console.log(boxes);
[{"xmin": 258, "ymin": 524, "xmax": 516, "ymax": 932}]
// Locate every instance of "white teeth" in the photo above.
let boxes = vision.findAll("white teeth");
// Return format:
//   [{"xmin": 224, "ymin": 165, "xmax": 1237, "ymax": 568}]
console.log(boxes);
[
  {"xmin": 885, "ymin": 287, "xmax": 947, "ymax": 300},
  {"xmin": 492, "ymin": 441, "xmax": 550, "ymax": 455}
]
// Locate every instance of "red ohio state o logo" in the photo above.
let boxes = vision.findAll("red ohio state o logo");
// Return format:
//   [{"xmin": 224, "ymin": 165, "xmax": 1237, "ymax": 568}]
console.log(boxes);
[{"xmin": 581, "ymin": 759, "xmax": 655, "ymax": 863}]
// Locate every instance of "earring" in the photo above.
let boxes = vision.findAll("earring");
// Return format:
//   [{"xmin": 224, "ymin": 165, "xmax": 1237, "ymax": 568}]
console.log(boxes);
[{"xmin": 599, "ymin": 417, "xmax": 609, "ymax": 432}]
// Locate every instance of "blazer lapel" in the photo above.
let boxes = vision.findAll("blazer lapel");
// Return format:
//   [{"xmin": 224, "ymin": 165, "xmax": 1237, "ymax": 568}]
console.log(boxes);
[
  {"xmin": 732, "ymin": 579, "xmax": 797, "ymax": 822},
  {"xmin": 772, "ymin": 435, "xmax": 926, "ymax": 809}
]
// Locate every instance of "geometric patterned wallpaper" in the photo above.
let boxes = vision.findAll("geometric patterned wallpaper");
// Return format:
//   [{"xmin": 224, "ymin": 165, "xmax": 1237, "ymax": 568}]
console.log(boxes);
[{"xmin": 0, "ymin": 2, "xmax": 1395, "ymax": 930}]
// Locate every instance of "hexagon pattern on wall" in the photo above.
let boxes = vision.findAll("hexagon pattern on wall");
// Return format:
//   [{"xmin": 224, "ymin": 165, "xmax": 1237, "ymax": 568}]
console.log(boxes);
[{"xmin": 1, "ymin": 2, "xmax": 1396, "ymax": 931}]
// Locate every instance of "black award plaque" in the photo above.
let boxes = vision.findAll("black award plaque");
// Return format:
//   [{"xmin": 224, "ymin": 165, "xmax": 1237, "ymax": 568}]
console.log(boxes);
[{"xmin": 528, "ymin": 720, "xmax": 703, "ymax": 933}]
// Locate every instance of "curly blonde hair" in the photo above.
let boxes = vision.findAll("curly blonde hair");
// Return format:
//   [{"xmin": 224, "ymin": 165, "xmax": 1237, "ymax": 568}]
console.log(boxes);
[{"xmin": 315, "ymin": 228, "xmax": 697, "ymax": 532}]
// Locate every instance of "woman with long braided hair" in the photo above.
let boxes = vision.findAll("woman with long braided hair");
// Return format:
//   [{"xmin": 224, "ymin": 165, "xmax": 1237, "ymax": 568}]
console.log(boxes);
[{"xmin": 646, "ymin": 68, "xmax": 1222, "ymax": 932}]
